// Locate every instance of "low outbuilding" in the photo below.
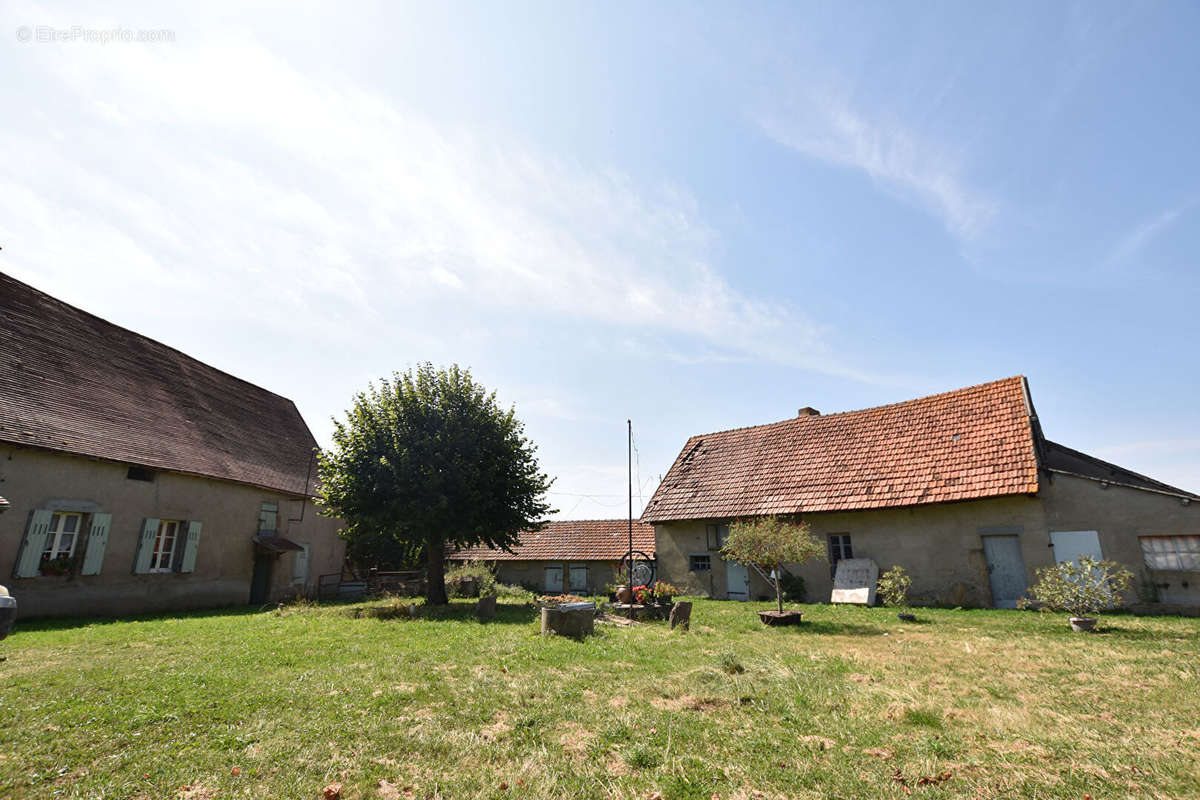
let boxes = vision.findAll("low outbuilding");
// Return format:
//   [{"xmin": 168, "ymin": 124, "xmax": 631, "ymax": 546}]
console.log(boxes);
[{"xmin": 450, "ymin": 519, "xmax": 655, "ymax": 595}]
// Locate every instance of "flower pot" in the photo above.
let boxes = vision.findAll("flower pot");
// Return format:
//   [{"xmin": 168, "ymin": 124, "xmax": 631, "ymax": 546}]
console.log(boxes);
[
  {"xmin": 897, "ymin": 612, "xmax": 917, "ymax": 622},
  {"xmin": 757, "ymin": 609, "xmax": 804, "ymax": 626},
  {"xmin": 1069, "ymin": 617, "xmax": 1097, "ymax": 633}
]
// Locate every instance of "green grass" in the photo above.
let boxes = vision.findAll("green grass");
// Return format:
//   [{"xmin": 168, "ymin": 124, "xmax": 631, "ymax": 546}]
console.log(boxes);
[{"xmin": 1, "ymin": 598, "xmax": 1198, "ymax": 799}]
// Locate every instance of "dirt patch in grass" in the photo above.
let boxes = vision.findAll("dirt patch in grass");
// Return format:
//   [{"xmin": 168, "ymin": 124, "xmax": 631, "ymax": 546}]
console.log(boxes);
[
  {"xmin": 650, "ymin": 694, "xmax": 730, "ymax": 712},
  {"xmin": 557, "ymin": 721, "xmax": 596, "ymax": 758},
  {"xmin": 178, "ymin": 783, "xmax": 218, "ymax": 800}
]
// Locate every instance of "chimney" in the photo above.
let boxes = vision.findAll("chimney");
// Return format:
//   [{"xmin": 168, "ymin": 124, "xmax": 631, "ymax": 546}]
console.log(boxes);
[{"xmin": 797, "ymin": 406, "xmax": 820, "ymax": 417}]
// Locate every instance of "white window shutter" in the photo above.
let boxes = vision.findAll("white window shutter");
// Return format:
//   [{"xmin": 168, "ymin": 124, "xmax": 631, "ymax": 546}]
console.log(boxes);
[
  {"xmin": 133, "ymin": 518, "xmax": 159, "ymax": 574},
  {"xmin": 179, "ymin": 521, "xmax": 203, "ymax": 573},
  {"xmin": 15, "ymin": 510, "xmax": 54, "ymax": 578},
  {"xmin": 80, "ymin": 513, "xmax": 113, "ymax": 576}
]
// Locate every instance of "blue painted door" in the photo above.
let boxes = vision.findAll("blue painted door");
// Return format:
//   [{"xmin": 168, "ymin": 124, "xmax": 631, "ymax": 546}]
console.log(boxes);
[{"xmin": 982, "ymin": 535, "xmax": 1027, "ymax": 609}]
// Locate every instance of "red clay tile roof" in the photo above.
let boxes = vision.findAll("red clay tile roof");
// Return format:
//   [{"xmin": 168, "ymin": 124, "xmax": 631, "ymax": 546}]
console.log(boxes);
[
  {"xmin": 642, "ymin": 377, "xmax": 1042, "ymax": 522},
  {"xmin": 451, "ymin": 519, "xmax": 656, "ymax": 561},
  {"xmin": 0, "ymin": 272, "xmax": 319, "ymax": 496}
]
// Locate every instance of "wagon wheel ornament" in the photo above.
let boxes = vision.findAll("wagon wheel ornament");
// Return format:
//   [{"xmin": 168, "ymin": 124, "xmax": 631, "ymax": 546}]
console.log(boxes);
[{"xmin": 619, "ymin": 549, "xmax": 655, "ymax": 589}]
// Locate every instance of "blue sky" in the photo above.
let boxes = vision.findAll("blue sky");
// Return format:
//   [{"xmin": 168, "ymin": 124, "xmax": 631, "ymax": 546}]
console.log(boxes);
[{"xmin": 3, "ymin": 1, "xmax": 1198, "ymax": 516}]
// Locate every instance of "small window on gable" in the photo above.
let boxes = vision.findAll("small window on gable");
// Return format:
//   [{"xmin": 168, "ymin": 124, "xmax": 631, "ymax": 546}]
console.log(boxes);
[
  {"xmin": 829, "ymin": 534, "xmax": 852, "ymax": 578},
  {"xmin": 689, "ymin": 554, "xmax": 711, "ymax": 572},
  {"xmin": 126, "ymin": 466, "xmax": 156, "ymax": 482}
]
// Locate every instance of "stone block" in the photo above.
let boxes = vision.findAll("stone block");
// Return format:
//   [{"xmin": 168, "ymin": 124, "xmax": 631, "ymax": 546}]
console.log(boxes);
[
  {"xmin": 475, "ymin": 594, "xmax": 497, "ymax": 620},
  {"xmin": 669, "ymin": 601, "xmax": 692, "ymax": 631}
]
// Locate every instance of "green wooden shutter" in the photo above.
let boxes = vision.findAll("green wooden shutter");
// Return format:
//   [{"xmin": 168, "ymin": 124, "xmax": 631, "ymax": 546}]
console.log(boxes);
[
  {"xmin": 258, "ymin": 503, "xmax": 278, "ymax": 534},
  {"xmin": 133, "ymin": 518, "xmax": 159, "ymax": 574},
  {"xmin": 80, "ymin": 513, "xmax": 112, "ymax": 576},
  {"xmin": 179, "ymin": 521, "xmax": 203, "ymax": 573},
  {"xmin": 15, "ymin": 510, "xmax": 54, "ymax": 578}
]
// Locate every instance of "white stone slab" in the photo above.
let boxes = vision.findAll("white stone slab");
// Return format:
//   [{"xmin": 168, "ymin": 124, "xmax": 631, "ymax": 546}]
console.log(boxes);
[{"xmin": 830, "ymin": 558, "xmax": 879, "ymax": 605}]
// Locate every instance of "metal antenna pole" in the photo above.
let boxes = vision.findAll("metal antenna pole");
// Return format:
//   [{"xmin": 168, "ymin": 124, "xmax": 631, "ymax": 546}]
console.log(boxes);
[{"xmin": 628, "ymin": 419, "xmax": 634, "ymax": 621}]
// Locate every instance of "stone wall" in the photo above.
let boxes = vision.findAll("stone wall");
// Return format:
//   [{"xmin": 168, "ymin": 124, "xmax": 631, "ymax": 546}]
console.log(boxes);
[
  {"xmin": 654, "ymin": 476, "xmax": 1199, "ymax": 608},
  {"xmin": 1, "ymin": 446, "xmax": 345, "ymax": 618}
]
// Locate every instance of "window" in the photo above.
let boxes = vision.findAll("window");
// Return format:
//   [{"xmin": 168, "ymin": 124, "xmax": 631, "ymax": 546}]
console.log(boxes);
[
  {"xmin": 705, "ymin": 524, "xmax": 729, "ymax": 550},
  {"xmin": 689, "ymin": 554, "xmax": 711, "ymax": 572},
  {"xmin": 1140, "ymin": 535, "xmax": 1200, "ymax": 571},
  {"xmin": 41, "ymin": 512, "xmax": 83, "ymax": 567},
  {"xmin": 150, "ymin": 520, "xmax": 182, "ymax": 572},
  {"xmin": 126, "ymin": 466, "xmax": 156, "ymax": 482},
  {"xmin": 828, "ymin": 534, "xmax": 853, "ymax": 578}
]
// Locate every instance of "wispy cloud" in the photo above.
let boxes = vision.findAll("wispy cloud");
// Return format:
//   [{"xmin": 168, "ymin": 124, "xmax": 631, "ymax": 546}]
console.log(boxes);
[
  {"xmin": 0, "ymin": 34, "xmax": 859, "ymax": 378},
  {"xmin": 758, "ymin": 97, "xmax": 997, "ymax": 240},
  {"xmin": 1105, "ymin": 203, "xmax": 1189, "ymax": 266}
]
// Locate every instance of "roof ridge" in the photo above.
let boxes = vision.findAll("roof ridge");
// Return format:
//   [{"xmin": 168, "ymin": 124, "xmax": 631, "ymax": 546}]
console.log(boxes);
[
  {"xmin": 684, "ymin": 376, "xmax": 1027, "ymax": 441},
  {"xmin": 542, "ymin": 518, "xmax": 652, "ymax": 524},
  {"xmin": 0, "ymin": 271, "xmax": 298, "ymax": 405}
]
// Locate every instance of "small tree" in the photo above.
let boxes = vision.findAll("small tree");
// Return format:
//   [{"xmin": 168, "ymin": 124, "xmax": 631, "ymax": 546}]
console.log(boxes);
[
  {"xmin": 1024, "ymin": 557, "xmax": 1133, "ymax": 621},
  {"xmin": 877, "ymin": 565, "xmax": 912, "ymax": 609},
  {"xmin": 317, "ymin": 363, "xmax": 553, "ymax": 605},
  {"xmin": 721, "ymin": 516, "xmax": 825, "ymax": 614}
]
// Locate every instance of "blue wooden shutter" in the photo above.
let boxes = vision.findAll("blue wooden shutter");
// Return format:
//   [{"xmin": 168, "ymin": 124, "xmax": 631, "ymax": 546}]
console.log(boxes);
[
  {"xmin": 15, "ymin": 510, "xmax": 54, "ymax": 578},
  {"xmin": 133, "ymin": 518, "xmax": 158, "ymax": 574},
  {"xmin": 179, "ymin": 521, "xmax": 203, "ymax": 573},
  {"xmin": 80, "ymin": 513, "xmax": 112, "ymax": 576}
]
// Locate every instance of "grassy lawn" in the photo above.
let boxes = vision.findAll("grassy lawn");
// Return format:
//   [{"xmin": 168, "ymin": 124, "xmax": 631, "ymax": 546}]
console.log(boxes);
[{"xmin": 2, "ymin": 598, "xmax": 1198, "ymax": 800}]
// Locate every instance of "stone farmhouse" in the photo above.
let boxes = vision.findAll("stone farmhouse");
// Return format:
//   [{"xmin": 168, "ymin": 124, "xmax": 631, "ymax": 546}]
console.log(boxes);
[
  {"xmin": 0, "ymin": 273, "xmax": 345, "ymax": 618},
  {"xmin": 643, "ymin": 377, "xmax": 1199, "ymax": 610}
]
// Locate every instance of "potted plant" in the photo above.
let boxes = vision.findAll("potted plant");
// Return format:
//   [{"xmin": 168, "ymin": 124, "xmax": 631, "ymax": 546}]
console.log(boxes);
[
  {"xmin": 1022, "ymin": 557, "xmax": 1133, "ymax": 632},
  {"xmin": 652, "ymin": 581, "xmax": 679, "ymax": 605},
  {"xmin": 878, "ymin": 565, "xmax": 915, "ymax": 621},
  {"xmin": 721, "ymin": 516, "xmax": 824, "ymax": 626},
  {"xmin": 39, "ymin": 556, "xmax": 73, "ymax": 577}
]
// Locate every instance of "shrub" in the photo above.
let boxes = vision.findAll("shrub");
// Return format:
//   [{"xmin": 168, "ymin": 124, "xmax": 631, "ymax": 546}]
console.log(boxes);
[
  {"xmin": 1022, "ymin": 557, "xmax": 1133, "ymax": 619},
  {"xmin": 494, "ymin": 582, "xmax": 534, "ymax": 602},
  {"xmin": 722, "ymin": 516, "xmax": 825, "ymax": 614},
  {"xmin": 877, "ymin": 565, "xmax": 912, "ymax": 608},
  {"xmin": 445, "ymin": 560, "xmax": 497, "ymax": 598}
]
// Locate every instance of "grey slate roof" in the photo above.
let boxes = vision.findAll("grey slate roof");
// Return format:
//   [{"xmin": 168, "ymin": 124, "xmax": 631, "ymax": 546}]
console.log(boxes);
[
  {"xmin": 0, "ymin": 272, "xmax": 319, "ymax": 496},
  {"xmin": 1041, "ymin": 439, "xmax": 1198, "ymax": 499}
]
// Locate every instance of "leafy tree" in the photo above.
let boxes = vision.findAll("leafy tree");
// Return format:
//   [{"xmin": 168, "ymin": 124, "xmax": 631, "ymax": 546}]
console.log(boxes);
[
  {"xmin": 721, "ymin": 516, "xmax": 825, "ymax": 614},
  {"xmin": 317, "ymin": 363, "xmax": 553, "ymax": 604},
  {"xmin": 1022, "ymin": 557, "xmax": 1133, "ymax": 622}
]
